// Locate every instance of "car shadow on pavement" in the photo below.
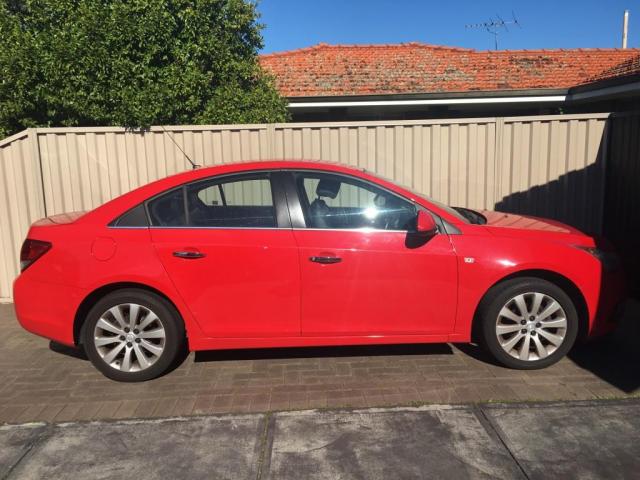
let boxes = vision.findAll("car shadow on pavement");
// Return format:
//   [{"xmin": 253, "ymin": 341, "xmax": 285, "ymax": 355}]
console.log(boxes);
[
  {"xmin": 49, "ymin": 339, "xmax": 452, "ymax": 373},
  {"xmin": 569, "ymin": 339, "xmax": 640, "ymax": 394},
  {"xmin": 49, "ymin": 341, "xmax": 88, "ymax": 360},
  {"xmin": 568, "ymin": 299, "xmax": 640, "ymax": 394},
  {"xmin": 450, "ymin": 343, "xmax": 502, "ymax": 367},
  {"xmin": 49, "ymin": 339, "xmax": 190, "ymax": 376},
  {"xmin": 457, "ymin": 301, "xmax": 640, "ymax": 394},
  {"xmin": 194, "ymin": 343, "xmax": 453, "ymax": 363}
]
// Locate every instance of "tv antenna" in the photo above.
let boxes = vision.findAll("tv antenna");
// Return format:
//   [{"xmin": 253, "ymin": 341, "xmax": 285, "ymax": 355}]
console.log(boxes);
[{"xmin": 466, "ymin": 12, "xmax": 521, "ymax": 50}]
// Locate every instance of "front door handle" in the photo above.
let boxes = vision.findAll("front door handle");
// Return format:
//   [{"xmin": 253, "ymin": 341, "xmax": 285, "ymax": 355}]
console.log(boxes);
[
  {"xmin": 173, "ymin": 250, "xmax": 206, "ymax": 259},
  {"xmin": 309, "ymin": 256, "xmax": 341, "ymax": 264}
]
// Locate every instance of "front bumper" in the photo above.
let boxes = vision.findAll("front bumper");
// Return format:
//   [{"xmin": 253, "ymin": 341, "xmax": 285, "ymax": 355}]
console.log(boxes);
[{"xmin": 588, "ymin": 269, "xmax": 628, "ymax": 338}]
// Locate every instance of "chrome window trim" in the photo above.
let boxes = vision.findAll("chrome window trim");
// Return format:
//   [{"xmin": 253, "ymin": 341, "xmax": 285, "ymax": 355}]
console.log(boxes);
[
  {"xmin": 148, "ymin": 226, "xmax": 284, "ymax": 230},
  {"xmin": 107, "ymin": 225, "xmax": 411, "ymax": 233},
  {"xmin": 107, "ymin": 226, "xmax": 150, "ymax": 230},
  {"xmin": 291, "ymin": 227, "xmax": 410, "ymax": 234}
]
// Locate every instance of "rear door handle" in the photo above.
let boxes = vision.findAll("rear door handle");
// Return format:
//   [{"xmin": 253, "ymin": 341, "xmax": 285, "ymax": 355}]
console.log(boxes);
[
  {"xmin": 309, "ymin": 256, "xmax": 341, "ymax": 264},
  {"xmin": 173, "ymin": 250, "xmax": 206, "ymax": 259}
]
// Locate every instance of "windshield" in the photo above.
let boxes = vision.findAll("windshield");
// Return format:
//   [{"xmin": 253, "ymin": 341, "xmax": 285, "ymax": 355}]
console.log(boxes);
[
  {"xmin": 364, "ymin": 169, "xmax": 471, "ymax": 224},
  {"xmin": 427, "ymin": 197, "xmax": 473, "ymax": 223},
  {"xmin": 452, "ymin": 207, "xmax": 487, "ymax": 225}
]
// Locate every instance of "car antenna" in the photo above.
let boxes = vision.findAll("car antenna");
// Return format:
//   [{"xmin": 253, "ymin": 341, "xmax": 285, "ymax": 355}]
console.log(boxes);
[{"xmin": 160, "ymin": 126, "xmax": 201, "ymax": 170}]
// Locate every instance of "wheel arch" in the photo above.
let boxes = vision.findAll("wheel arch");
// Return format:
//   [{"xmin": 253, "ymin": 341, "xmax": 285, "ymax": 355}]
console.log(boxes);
[
  {"xmin": 471, "ymin": 269, "xmax": 590, "ymax": 343},
  {"xmin": 73, "ymin": 282, "xmax": 188, "ymax": 347}
]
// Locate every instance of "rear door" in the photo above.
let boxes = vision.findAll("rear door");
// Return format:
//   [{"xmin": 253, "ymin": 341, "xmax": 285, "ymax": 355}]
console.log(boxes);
[
  {"xmin": 149, "ymin": 171, "xmax": 300, "ymax": 338},
  {"xmin": 285, "ymin": 170, "xmax": 458, "ymax": 336}
]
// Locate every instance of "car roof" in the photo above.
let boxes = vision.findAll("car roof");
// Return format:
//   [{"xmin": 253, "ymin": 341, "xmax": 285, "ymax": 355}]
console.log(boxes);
[
  {"xmin": 83, "ymin": 159, "xmax": 458, "ymax": 225},
  {"xmin": 167, "ymin": 159, "xmax": 364, "ymax": 179}
]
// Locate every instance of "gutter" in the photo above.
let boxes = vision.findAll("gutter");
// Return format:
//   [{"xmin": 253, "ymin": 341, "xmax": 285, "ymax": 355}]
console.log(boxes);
[
  {"xmin": 288, "ymin": 95, "xmax": 567, "ymax": 108},
  {"xmin": 567, "ymin": 79, "xmax": 640, "ymax": 102},
  {"xmin": 286, "ymin": 78, "xmax": 640, "ymax": 109}
]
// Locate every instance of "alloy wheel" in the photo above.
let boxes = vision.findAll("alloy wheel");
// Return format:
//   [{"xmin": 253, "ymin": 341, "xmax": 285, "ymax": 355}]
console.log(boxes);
[
  {"xmin": 93, "ymin": 303, "xmax": 166, "ymax": 372},
  {"xmin": 495, "ymin": 292, "xmax": 568, "ymax": 361}
]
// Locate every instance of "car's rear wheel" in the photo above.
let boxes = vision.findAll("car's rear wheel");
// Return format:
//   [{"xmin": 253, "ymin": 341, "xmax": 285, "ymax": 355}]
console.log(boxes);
[
  {"xmin": 478, "ymin": 278, "xmax": 579, "ymax": 369},
  {"xmin": 82, "ymin": 289, "xmax": 185, "ymax": 382}
]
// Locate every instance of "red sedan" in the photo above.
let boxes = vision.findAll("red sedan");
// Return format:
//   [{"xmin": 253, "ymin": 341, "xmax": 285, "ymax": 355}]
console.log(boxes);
[{"xmin": 14, "ymin": 161, "xmax": 625, "ymax": 381}]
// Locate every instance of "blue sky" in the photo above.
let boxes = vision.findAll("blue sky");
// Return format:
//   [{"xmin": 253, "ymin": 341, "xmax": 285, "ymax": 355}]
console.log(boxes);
[{"xmin": 258, "ymin": 0, "xmax": 637, "ymax": 53}]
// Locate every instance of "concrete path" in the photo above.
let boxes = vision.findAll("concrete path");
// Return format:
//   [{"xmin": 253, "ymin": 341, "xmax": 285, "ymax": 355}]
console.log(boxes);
[{"xmin": 2, "ymin": 399, "xmax": 639, "ymax": 480}]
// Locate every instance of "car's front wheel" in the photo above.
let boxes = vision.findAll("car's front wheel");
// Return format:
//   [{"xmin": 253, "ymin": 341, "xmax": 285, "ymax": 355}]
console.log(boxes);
[
  {"xmin": 478, "ymin": 278, "xmax": 579, "ymax": 369},
  {"xmin": 82, "ymin": 289, "xmax": 185, "ymax": 382}
]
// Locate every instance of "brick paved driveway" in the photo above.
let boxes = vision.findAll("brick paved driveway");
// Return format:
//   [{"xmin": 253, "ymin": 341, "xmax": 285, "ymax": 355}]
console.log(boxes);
[{"xmin": 1, "ymin": 302, "xmax": 638, "ymax": 424}]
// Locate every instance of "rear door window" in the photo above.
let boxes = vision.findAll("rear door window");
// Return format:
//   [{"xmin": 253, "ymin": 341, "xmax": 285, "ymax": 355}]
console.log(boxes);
[{"xmin": 186, "ymin": 174, "xmax": 276, "ymax": 228}]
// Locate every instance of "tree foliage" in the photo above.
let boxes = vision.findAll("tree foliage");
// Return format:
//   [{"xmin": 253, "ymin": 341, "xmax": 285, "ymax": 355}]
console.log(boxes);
[{"xmin": 0, "ymin": 0, "xmax": 288, "ymax": 138}]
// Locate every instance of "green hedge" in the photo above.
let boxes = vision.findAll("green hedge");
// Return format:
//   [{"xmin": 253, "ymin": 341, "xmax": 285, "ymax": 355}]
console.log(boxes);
[{"xmin": 0, "ymin": 0, "xmax": 289, "ymax": 138}]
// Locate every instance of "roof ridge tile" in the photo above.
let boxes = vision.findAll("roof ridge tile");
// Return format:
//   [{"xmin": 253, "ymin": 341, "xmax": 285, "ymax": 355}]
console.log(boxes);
[{"xmin": 261, "ymin": 42, "xmax": 477, "ymax": 56}]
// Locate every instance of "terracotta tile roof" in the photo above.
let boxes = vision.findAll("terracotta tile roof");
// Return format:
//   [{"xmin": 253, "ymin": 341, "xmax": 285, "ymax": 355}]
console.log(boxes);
[
  {"xmin": 586, "ymin": 53, "xmax": 640, "ymax": 82},
  {"xmin": 259, "ymin": 42, "xmax": 640, "ymax": 97}
]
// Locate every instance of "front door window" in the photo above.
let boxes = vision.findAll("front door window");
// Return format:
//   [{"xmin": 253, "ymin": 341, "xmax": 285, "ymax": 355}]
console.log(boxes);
[{"xmin": 295, "ymin": 172, "xmax": 417, "ymax": 231}]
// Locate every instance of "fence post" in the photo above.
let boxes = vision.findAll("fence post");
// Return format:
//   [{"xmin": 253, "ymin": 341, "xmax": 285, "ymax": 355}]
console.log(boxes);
[
  {"xmin": 266, "ymin": 123, "xmax": 277, "ymax": 159},
  {"xmin": 598, "ymin": 117, "xmax": 610, "ymax": 235},
  {"xmin": 27, "ymin": 128, "xmax": 47, "ymax": 218},
  {"xmin": 493, "ymin": 117, "xmax": 505, "ymax": 208}
]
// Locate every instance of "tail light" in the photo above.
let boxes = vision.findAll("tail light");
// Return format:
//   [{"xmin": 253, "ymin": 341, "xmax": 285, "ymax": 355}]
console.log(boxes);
[{"xmin": 20, "ymin": 239, "xmax": 51, "ymax": 272}]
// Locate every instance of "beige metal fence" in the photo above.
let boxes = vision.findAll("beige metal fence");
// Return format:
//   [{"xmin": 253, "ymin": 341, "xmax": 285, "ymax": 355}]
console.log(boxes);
[{"xmin": 0, "ymin": 113, "xmax": 611, "ymax": 301}]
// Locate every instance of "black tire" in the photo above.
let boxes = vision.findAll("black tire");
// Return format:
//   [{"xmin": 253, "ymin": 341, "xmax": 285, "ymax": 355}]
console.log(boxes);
[
  {"xmin": 478, "ymin": 277, "xmax": 579, "ymax": 370},
  {"xmin": 82, "ymin": 288, "xmax": 185, "ymax": 382}
]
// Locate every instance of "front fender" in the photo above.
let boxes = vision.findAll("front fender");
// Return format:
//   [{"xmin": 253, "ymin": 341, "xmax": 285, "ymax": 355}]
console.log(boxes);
[{"xmin": 449, "ymin": 234, "xmax": 602, "ymax": 340}]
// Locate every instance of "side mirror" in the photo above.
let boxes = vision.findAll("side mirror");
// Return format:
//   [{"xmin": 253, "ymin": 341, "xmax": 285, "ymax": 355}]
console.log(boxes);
[{"xmin": 415, "ymin": 210, "xmax": 438, "ymax": 236}]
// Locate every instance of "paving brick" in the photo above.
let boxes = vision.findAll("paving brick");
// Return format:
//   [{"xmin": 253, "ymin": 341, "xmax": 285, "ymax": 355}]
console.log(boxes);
[
  {"xmin": 1, "ymin": 304, "xmax": 638, "ymax": 424},
  {"xmin": 14, "ymin": 405, "xmax": 47, "ymax": 424},
  {"xmin": 153, "ymin": 399, "xmax": 178, "ymax": 417},
  {"xmin": 35, "ymin": 405, "xmax": 66, "ymax": 422},
  {"xmin": 133, "ymin": 400, "xmax": 159, "ymax": 419},
  {"xmin": 0, "ymin": 406, "xmax": 29, "ymax": 424},
  {"xmin": 269, "ymin": 393, "xmax": 291, "ymax": 411},
  {"xmin": 113, "ymin": 400, "xmax": 142, "ymax": 419},
  {"xmin": 73, "ymin": 402, "xmax": 104, "ymax": 421},
  {"xmin": 192, "ymin": 396, "xmax": 213, "ymax": 415},
  {"xmin": 169, "ymin": 397, "xmax": 197, "ymax": 417},
  {"xmin": 54, "ymin": 404, "xmax": 85, "ymax": 422},
  {"xmin": 248, "ymin": 393, "xmax": 271, "ymax": 412}
]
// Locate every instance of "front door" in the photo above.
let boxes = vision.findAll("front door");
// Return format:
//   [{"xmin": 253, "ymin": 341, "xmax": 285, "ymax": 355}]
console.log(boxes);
[
  {"xmin": 289, "ymin": 171, "xmax": 458, "ymax": 336},
  {"xmin": 149, "ymin": 172, "xmax": 300, "ymax": 338}
]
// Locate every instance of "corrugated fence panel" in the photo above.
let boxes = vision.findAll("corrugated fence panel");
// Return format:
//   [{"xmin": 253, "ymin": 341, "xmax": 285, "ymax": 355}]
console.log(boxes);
[
  {"xmin": 497, "ymin": 115, "xmax": 609, "ymax": 234},
  {"xmin": 271, "ymin": 120, "xmax": 498, "ymax": 210},
  {"xmin": 0, "ymin": 132, "xmax": 45, "ymax": 299},
  {"xmin": 37, "ymin": 127, "xmax": 271, "ymax": 215},
  {"xmin": 0, "ymin": 114, "xmax": 616, "ymax": 301}
]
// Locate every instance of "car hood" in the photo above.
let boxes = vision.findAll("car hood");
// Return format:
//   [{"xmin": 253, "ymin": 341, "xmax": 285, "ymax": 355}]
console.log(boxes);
[
  {"xmin": 480, "ymin": 210, "xmax": 585, "ymax": 234},
  {"xmin": 477, "ymin": 210, "xmax": 596, "ymax": 247}
]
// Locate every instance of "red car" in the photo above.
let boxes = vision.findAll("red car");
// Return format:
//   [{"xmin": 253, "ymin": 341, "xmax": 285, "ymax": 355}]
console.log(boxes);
[{"xmin": 14, "ymin": 161, "xmax": 625, "ymax": 381}]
